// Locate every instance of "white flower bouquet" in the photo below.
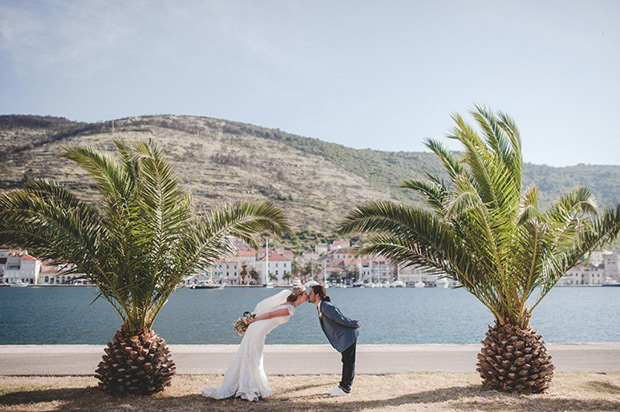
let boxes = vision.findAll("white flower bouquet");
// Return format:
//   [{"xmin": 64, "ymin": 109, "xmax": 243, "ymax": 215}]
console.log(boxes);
[{"xmin": 233, "ymin": 311, "xmax": 255, "ymax": 336}]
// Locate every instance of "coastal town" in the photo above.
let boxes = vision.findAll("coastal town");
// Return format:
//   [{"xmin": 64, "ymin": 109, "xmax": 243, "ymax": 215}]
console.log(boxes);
[{"xmin": 2, "ymin": 239, "xmax": 620, "ymax": 288}]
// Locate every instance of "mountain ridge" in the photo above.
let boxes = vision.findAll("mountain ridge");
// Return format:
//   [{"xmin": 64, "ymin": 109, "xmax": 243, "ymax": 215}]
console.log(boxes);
[{"xmin": 2, "ymin": 114, "xmax": 620, "ymax": 248}]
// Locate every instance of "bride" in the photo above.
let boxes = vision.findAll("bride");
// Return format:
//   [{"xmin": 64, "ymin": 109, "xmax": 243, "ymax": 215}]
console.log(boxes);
[{"xmin": 201, "ymin": 286, "xmax": 307, "ymax": 401}]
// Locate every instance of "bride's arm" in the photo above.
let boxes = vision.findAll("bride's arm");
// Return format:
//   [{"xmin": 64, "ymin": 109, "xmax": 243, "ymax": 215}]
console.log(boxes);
[{"xmin": 246, "ymin": 307, "xmax": 291, "ymax": 324}]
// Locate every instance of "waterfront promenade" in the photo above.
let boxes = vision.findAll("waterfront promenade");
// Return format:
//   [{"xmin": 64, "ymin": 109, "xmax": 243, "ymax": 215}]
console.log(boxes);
[{"xmin": 1, "ymin": 343, "xmax": 619, "ymax": 375}]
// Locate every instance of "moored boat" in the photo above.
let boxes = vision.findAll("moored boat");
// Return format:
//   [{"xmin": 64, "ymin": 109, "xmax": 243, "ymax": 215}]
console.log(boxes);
[
  {"xmin": 435, "ymin": 278, "xmax": 449, "ymax": 288},
  {"xmin": 191, "ymin": 281, "xmax": 225, "ymax": 290}
]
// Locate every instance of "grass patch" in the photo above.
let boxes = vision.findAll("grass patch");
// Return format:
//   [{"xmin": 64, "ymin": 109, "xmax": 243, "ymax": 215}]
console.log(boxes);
[{"xmin": 1, "ymin": 373, "xmax": 620, "ymax": 411}]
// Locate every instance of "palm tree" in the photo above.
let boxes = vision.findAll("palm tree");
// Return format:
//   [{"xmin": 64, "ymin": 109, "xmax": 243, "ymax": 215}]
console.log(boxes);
[
  {"xmin": 0, "ymin": 139, "xmax": 288, "ymax": 395},
  {"xmin": 338, "ymin": 106, "xmax": 620, "ymax": 393}
]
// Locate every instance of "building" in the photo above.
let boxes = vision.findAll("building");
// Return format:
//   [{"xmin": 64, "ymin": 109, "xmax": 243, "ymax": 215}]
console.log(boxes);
[
  {"xmin": 257, "ymin": 252, "xmax": 291, "ymax": 285},
  {"xmin": 329, "ymin": 247, "xmax": 351, "ymax": 264},
  {"xmin": 218, "ymin": 259, "xmax": 240, "ymax": 285},
  {"xmin": 2, "ymin": 250, "xmax": 42, "ymax": 285},
  {"xmin": 39, "ymin": 262, "xmax": 87, "ymax": 285},
  {"xmin": 582, "ymin": 263, "xmax": 605, "ymax": 285},
  {"xmin": 300, "ymin": 250, "xmax": 320, "ymax": 265},
  {"xmin": 603, "ymin": 252, "xmax": 620, "ymax": 282},
  {"xmin": 561, "ymin": 261, "xmax": 606, "ymax": 286},
  {"xmin": 359, "ymin": 257, "xmax": 394, "ymax": 283},
  {"xmin": 237, "ymin": 250, "xmax": 257, "ymax": 268},
  {"xmin": 0, "ymin": 249, "xmax": 8, "ymax": 284},
  {"xmin": 329, "ymin": 240, "xmax": 350, "ymax": 250},
  {"xmin": 315, "ymin": 243, "xmax": 328, "ymax": 255}
]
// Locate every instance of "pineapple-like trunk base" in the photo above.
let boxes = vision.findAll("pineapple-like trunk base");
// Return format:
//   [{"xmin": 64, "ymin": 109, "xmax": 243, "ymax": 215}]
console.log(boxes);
[
  {"xmin": 95, "ymin": 324, "xmax": 176, "ymax": 395},
  {"xmin": 476, "ymin": 321, "xmax": 554, "ymax": 393}
]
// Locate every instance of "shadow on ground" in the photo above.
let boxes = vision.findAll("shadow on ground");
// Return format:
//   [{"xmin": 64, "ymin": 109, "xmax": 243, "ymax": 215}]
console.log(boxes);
[{"xmin": 2, "ymin": 383, "xmax": 620, "ymax": 412}]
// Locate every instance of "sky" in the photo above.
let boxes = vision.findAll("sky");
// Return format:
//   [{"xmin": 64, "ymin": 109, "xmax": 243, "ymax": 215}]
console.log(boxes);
[{"xmin": 1, "ymin": 0, "xmax": 619, "ymax": 167}]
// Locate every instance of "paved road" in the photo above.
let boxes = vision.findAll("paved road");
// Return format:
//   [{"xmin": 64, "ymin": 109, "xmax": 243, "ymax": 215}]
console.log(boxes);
[{"xmin": 1, "ymin": 343, "xmax": 619, "ymax": 375}]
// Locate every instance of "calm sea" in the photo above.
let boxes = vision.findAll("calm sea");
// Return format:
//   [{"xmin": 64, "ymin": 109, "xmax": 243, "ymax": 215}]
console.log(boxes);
[{"xmin": 0, "ymin": 286, "xmax": 618, "ymax": 345}]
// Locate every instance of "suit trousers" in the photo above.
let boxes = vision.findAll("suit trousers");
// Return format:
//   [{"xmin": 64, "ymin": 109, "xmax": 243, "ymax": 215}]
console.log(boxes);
[{"xmin": 339, "ymin": 342, "xmax": 356, "ymax": 392}]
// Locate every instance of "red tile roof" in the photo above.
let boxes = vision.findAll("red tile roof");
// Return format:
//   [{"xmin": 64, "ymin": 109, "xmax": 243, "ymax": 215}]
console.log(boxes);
[
  {"xmin": 238, "ymin": 251, "xmax": 256, "ymax": 257},
  {"xmin": 257, "ymin": 252, "xmax": 290, "ymax": 262}
]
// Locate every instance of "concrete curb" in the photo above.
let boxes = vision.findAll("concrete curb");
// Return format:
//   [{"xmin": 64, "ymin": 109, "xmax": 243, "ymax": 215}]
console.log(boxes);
[{"xmin": 1, "ymin": 343, "xmax": 619, "ymax": 375}]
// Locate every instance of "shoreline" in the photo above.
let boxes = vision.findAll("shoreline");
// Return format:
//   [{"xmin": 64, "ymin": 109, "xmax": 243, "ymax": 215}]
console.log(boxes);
[{"xmin": 1, "ymin": 343, "xmax": 619, "ymax": 376}]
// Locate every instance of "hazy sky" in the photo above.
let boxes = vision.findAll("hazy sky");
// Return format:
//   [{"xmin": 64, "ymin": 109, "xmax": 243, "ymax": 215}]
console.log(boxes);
[{"xmin": 1, "ymin": 1, "xmax": 619, "ymax": 167}]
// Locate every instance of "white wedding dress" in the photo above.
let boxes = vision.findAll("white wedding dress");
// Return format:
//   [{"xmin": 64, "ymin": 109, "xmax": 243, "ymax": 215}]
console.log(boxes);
[{"xmin": 202, "ymin": 290, "xmax": 294, "ymax": 401}]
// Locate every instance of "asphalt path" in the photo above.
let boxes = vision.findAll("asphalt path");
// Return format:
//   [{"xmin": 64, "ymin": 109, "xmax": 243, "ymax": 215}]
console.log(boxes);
[{"xmin": 1, "ymin": 343, "xmax": 619, "ymax": 376}]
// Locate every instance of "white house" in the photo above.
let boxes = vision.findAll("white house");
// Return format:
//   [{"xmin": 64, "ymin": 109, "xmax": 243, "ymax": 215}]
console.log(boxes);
[
  {"xmin": 603, "ymin": 252, "xmax": 620, "ymax": 282},
  {"xmin": 218, "ymin": 259, "xmax": 240, "ymax": 285},
  {"xmin": 583, "ymin": 263, "xmax": 605, "ymax": 285},
  {"xmin": 300, "ymin": 250, "xmax": 320, "ymax": 265},
  {"xmin": 0, "ymin": 249, "xmax": 8, "ymax": 284},
  {"xmin": 38, "ymin": 262, "xmax": 87, "ymax": 285},
  {"xmin": 359, "ymin": 258, "xmax": 394, "ymax": 283},
  {"xmin": 561, "ymin": 261, "xmax": 605, "ymax": 286},
  {"xmin": 315, "ymin": 243, "xmax": 328, "ymax": 255},
  {"xmin": 329, "ymin": 240, "xmax": 350, "ymax": 251},
  {"xmin": 329, "ymin": 248, "xmax": 351, "ymax": 265},
  {"xmin": 3, "ymin": 250, "xmax": 42, "ymax": 285},
  {"xmin": 587, "ymin": 249, "xmax": 613, "ymax": 267},
  {"xmin": 237, "ymin": 250, "xmax": 257, "ymax": 267},
  {"xmin": 562, "ymin": 263, "xmax": 584, "ymax": 286},
  {"xmin": 257, "ymin": 252, "xmax": 291, "ymax": 285}
]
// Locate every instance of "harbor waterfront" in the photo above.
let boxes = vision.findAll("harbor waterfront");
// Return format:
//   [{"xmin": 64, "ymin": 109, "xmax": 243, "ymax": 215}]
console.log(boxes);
[{"xmin": 1, "ymin": 286, "xmax": 619, "ymax": 345}]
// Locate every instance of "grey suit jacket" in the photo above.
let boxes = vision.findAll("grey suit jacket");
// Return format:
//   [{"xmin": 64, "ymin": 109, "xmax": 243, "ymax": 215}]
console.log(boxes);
[{"xmin": 318, "ymin": 300, "xmax": 360, "ymax": 353}]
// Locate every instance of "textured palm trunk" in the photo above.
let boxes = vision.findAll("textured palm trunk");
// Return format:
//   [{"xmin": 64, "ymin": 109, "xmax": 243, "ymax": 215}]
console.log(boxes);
[
  {"xmin": 476, "ymin": 321, "xmax": 554, "ymax": 393},
  {"xmin": 95, "ymin": 323, "xmax": 176, "ymax": 395}
]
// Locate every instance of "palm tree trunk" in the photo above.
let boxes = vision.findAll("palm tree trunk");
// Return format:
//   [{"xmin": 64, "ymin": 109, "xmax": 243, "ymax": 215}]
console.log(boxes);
[
  {"xmin": 95, "ymin": 323, "xmax": 176, "ymax": 395},
  {"xmin": 476, "ymin": 321, "xmax": 554, "ymax": 393}
]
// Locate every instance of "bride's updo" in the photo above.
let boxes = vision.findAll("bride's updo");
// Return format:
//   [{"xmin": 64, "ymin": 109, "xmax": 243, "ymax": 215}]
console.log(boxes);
[{"xmin": 286, "ymin": 286, "xmax": 306, "ymax": 302}]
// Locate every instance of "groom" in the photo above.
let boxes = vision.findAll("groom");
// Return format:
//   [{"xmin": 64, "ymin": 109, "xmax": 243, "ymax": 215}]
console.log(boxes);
[{"xmin": 308, "ymin": 285, "xmax": 360, "ymax": 396}]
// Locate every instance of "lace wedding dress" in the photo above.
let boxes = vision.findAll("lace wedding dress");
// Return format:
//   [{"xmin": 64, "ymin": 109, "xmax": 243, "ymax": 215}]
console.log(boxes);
[{"xmin": 202, "ymin": 290, "xmax": 294, "ymax": 401}]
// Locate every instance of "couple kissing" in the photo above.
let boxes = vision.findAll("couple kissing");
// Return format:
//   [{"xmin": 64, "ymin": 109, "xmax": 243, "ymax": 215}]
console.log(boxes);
[{"xmin": 201, "ymin": 285, "xmax": 361, "ymax": 401}]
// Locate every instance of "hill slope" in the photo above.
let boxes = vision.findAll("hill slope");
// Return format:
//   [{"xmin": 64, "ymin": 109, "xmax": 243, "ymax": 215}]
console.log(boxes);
[{"xmin": 2, "ymin": 114, "xmax": 620, "ymax": 247}]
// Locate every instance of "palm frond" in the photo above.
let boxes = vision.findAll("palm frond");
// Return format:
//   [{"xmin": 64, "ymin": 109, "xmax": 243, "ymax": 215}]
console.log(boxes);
[
  {"xmin": 340, "ymin": 106, "xmax": 620, "ymax": 327},
  {"xmin": 0, "ymin": 140, "xmax": 288, "ymax": 332}
]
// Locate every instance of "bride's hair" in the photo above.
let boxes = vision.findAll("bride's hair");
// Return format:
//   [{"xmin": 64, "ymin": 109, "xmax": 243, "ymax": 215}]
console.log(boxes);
[
  {"xmin": 286, "ymin": 285, "xmax": 306, "ymax": 302},
  {"xmin": 310, "ymin": 285, "xmax": 330, "ymax": 302}
]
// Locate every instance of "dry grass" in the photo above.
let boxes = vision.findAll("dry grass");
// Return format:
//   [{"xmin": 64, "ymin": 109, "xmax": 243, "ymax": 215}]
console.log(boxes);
[{"xmin": 1, "ymin": 373, "xmax": 619, "ymax": 411}]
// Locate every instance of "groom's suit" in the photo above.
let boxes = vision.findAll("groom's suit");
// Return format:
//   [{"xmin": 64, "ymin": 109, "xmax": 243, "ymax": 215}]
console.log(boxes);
[{"xmin": 317, "ymin": 300, "xmax": 360, "ymax": 393}]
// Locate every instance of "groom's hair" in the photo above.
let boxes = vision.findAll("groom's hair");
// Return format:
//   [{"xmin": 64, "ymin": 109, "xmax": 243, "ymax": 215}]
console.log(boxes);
[{"xmin": 311, "ymin": 285, "xmax": 330, "ymax": 302}]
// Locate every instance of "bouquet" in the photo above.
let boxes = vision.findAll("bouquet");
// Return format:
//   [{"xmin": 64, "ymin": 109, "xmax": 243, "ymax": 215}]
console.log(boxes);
[{"xmin": 233, "ymin": 311, "xmax": 255, "ymax": 336}]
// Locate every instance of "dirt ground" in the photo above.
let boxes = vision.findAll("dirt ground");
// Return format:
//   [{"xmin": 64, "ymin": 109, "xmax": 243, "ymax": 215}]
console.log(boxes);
[{"xmin": 1, "ymin": 372, "xmax": 619, "ymax": 412}]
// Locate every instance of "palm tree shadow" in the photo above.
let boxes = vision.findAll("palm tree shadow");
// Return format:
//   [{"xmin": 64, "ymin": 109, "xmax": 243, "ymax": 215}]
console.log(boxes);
[
  {"xmin": 276, "ymin": 381, "xmax": 331, "ymax": 395},
  {"xmin": 3, "ymin": 383, "xmax": 620, "ymax": 411},
  {"xmin": 0, "ymin": 386, "xmax": 102, "ymax": 407},
  {"xmin": 587, "ymin": 380, "xmax": 620, "ymax": 394},
  {"xmin": 329, "ymin": 385, "xmax": 620, "ymax": 412}
]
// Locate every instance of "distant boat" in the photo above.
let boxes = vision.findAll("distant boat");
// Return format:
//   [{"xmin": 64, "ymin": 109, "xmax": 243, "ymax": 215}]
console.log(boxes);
[
  {"xmin": 10, "ymin": 281, "xmax": 29, "ymax": 287},
  {"xmin": 191, "ymin": 281, "xmax": 224, "ymax": 290},
  {"xmin": 390, "ymin": 280, "xmax": 405, "ymax": 288},
  {"xmin": 413, "ymin": 280, "xmax": 425, "ymax": 288},
  {"xmin": 292, "ymin": 278, "xmax": 302, "ymax": 287},
  {"xmin": 352, "ymin": 281, "xmax": 365, "ymax": 288},
  {"xmin": 435, "ymin": 278, "xmax": 449, "ymax": 288},
  {"xmin": 602, "ymin": 282, "xmax": 620, "ymax": 287},
  {"xmin": 264, "ymin": 282, "xmax": 274, "ymax": 288}
]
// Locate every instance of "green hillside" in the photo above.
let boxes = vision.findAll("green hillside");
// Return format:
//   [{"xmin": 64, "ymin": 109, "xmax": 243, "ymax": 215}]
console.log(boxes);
[{"xmin": 2, "ymin": 114, "xmax": 619, "ymax": 248}]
